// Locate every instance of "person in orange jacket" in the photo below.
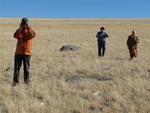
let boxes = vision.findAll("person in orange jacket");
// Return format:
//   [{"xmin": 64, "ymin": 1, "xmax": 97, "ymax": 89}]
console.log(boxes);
[{"xmin": 12, "ymin": 18, "xmax": 36, "ymax": 86}]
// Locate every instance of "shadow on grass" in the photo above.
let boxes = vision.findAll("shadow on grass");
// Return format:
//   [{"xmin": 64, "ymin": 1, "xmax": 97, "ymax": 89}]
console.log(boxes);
[{"xmin": 65, "ymin": 75, "xmax": 112, "ymax": 84}]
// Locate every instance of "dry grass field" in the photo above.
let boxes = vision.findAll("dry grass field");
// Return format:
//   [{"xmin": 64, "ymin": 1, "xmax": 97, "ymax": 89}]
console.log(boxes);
[{"xmin": 0, "ymin": 19, "xmax": 150, "ymax": 113}]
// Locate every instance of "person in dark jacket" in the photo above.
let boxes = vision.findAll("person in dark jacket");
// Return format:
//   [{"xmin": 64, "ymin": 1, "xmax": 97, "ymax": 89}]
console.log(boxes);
[
  {"xmin": 12, "ymin": 18, "xmax": 36, "ymax": 86},
  {"xmin": 127, "ymin": 30, "xmax": 139, "ymax": 59},
  {"xmin": 96, "ymin": 27, "xmax": 109, "ymax": 57}
]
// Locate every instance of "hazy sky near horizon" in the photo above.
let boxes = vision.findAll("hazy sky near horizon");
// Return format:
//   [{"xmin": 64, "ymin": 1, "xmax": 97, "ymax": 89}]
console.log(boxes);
[{"xmin": 0, "ymin": 0, "xmax": 149, "ymax": 18}]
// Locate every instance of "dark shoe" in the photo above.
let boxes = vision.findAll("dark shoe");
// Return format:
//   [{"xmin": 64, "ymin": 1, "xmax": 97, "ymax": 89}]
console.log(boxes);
[
  {"xmin": 24, "ymin": 80, "xmax": 31, "ymax": 85},
  {"xmin": 130, "ymin": 56, "xmax": 133, "ymax": 60},
  {"xmin": 12, "ymin": 82, "xmax": 19, "ymax": 87}
]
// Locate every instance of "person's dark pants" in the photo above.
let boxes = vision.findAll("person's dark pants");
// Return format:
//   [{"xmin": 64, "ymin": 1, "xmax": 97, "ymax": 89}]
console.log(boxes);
[
  {"xmin": 129, "ymin": 48, "xmax": 137, "ymax": 59},
  {"xmin": 98, "ymin": 41, "xmax": 106, "ymax": 57},
  {"xmin": 13, "ymin": 55, "xmax": 31, "ymax": 83}
]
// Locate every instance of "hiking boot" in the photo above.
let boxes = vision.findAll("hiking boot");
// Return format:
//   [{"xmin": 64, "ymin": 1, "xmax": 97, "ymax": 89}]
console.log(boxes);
[
  {"xmin": 12, "ymin": 82, "xmax": 19, "ymax": 87},
  {"xmin": 24, "ymin": 80, "xmax": 31, "ymax": 85}
]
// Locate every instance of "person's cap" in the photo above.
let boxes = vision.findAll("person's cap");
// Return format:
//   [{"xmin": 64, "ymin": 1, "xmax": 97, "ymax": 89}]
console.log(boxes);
[
  {"xmin": 100, "ymin": 27, "xmax": 105, "ymax": 30},
  {"xmin": 132, "ymin": 30, "xmax": 136, "ymax": 34},
  {"xmin": 21, "ymin": 17, "xmax": 28, "ymax": 23}
]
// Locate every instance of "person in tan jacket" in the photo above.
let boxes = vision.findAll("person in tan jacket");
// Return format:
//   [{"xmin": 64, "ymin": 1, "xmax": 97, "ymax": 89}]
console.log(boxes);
[{"xmin": 12, "ymin": 18, "xmax": 36, "ymax": 86}]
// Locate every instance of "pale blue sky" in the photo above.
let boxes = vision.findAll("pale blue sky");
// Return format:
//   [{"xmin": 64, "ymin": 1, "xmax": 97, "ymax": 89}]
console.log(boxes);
[{"xmin": 0, "ymin": 0, "xmax": 149, "ymax": 18}]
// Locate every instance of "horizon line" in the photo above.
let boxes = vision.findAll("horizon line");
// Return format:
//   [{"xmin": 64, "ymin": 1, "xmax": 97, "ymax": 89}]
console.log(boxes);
[{"xmin": 0, "ymin": 17, "xmax": 150, "ymax": 20}]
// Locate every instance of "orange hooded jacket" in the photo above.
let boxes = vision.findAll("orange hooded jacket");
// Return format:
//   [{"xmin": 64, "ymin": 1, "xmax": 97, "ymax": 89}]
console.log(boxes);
[{"xmin": 14, "ymin": 27, "xmax": 36, "ymax": 55}]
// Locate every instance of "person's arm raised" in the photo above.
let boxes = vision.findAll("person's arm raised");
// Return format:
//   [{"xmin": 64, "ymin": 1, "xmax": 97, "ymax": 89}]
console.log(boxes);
[
  {"xmin": 14, "ymin": 28, "xmax": 23, "ymax": 39},
  {"xmin": 26, "ymin": 27, "xmax": 36, "ymax": 39}
]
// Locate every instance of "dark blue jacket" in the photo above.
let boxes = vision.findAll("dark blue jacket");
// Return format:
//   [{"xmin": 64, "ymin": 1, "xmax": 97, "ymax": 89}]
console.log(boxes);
[{"xmin": 96, "ymin": 31, "xmax": 109, "ymax": 43}]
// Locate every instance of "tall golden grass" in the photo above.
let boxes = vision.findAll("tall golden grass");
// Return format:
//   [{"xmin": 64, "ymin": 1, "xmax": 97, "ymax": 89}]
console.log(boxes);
[{"xmin": 0, "ymin": 19, "xmax": 150, "ymax": 113}]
